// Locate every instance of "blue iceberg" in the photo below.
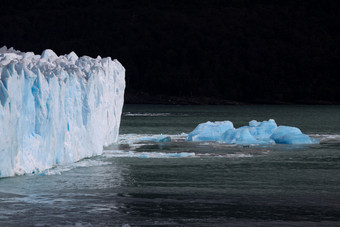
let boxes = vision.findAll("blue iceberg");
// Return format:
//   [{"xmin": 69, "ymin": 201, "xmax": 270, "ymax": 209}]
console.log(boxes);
[
  {"xmin": 221, "ymin": 127, "xmax": 275, "ymax": 145},
  {"xmin": 139, "ymin": 135, "xmax": 171, "ymax": 143},
  {"xmin": 188, "ymin": 119, "xmax": 319, "ymax": 145},
  {"xmin": 0, "ymin": 47, "xmax": 125, "ymax": 177},
  {"xmin": 270, "ymin": 126, "xmax": 318, "ymax": 144},
  {"xmin": 187, "ymin": 121, "xmax": 234, "ymax": 141},
  {"xmin": 248, "ymin": 119, "xmax": 277, "ymax": 139}
]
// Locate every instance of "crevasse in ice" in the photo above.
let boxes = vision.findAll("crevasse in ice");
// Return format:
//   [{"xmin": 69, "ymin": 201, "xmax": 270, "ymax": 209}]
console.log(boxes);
[
  {"xmin": 188, "ymin": 119, "xmax": 319, "ymax": 145},
  {"xmin": 0, "ymin": 46, "xmax": 125, "ymax": 177}
]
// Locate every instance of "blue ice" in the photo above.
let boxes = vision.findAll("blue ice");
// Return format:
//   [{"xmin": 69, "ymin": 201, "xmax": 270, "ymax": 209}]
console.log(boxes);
[
  {"xmin": 221, "ymin": 127, "xmax": 275, "ymax": 145},
  {"xmin": 270, "ymin": 126, "xmax": 319, "ymax": 144},
  {"xmin": 139, "ymin": 135, "xmax": 171, "ymax": 143},
  {"xmin": 187, "ymin": 121, "xmax": 234, "ymax": 141},
  {"xmin": 188, "ymin": 119, "xmax": 319, "ymax": 145}
]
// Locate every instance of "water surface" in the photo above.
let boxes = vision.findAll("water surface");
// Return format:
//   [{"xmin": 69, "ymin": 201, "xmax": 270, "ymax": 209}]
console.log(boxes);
[{"xmin": 1, "ymin": 104, "xmax": 340, "ymax": 226}]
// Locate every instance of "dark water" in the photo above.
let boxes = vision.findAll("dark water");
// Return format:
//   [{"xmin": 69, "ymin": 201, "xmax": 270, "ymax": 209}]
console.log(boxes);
[{"xmin": 1, "ymin": 105, "xmax": 340, "ymax": 226}]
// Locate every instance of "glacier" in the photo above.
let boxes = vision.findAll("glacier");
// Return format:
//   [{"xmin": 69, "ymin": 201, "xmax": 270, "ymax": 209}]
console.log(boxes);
[
  {"xmin": 0, "ymin": 46, "xmax": 125, "ymax": 177},
  {"xmin": 188, "ymin": 119, "xmax": 319, "ymax": 145}
]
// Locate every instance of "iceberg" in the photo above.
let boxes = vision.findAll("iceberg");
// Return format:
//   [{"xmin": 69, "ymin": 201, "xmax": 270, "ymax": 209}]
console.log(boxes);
[
  {"xmin": 220, "ymin": 119, "xmax": 277, "ymax": 145},
  {"xmin": 139, "ymin": 134, "xmax": 171, "ymax": 143},
  {"xmin": 188, "ymin": 119, "xmax": 319, "ymax": 145},
  {"xmin": 248, "ymin": 119, "xmax": 277, "ymax": 139},
  {"xmin": 270, "ymin": 126, "xmax": 319, "ymax": 144},
  {"xmin": 0, "ymin": 46, "xmax": 125, "ymax": 177},
  {"xmin": 221, "ymin": 127, "xmax": 275, "ymax": 145},
  {"xmin": 187, "ymin": 121, "xmax": 234, "ymax": 141}
]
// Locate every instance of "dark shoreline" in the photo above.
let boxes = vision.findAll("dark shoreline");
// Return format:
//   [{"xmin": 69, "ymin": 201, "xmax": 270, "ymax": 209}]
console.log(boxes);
[{"xmin": 124, "ymin": 93, "xmax": 340, "ymax": 105}]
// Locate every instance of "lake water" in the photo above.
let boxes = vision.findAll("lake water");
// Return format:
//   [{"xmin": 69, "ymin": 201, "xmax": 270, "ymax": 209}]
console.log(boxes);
[{"xmin": 1, "ymin": 104, "xmax": 340, "ymax": 226}]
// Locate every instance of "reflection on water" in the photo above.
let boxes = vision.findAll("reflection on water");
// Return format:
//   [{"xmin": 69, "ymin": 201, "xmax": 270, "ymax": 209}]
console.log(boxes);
[{"xmin": 1, "ymin": 105, "xmax": 340, "ymax": 225}]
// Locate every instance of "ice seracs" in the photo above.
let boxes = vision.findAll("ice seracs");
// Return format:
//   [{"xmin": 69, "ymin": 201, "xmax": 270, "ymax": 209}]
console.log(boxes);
[
  {"xmin": 0, "ymin": 46, "xmax": 125, "ymax": 177},
  {"xmin": 187, "ymin": 119, "xmax": 319, "ymax": 145}
]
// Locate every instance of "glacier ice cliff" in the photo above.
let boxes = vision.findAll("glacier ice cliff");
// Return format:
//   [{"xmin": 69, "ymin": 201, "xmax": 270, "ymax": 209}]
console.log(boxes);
[
  {"xmin": 0, "ymin": 46, "xmax": 125, "ymax": 177},
  {"xmin": 188, "ymin": 119, "xmax": 319, "ymax": 145}
]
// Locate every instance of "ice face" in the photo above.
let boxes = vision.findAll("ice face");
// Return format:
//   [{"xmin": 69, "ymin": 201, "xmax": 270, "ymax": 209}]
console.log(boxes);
[
  {"xmin": 0, "ymin": 46, "xmax": 125, "ymax": 177},
  {"xmin": 188, "ymin": 119, "xmax": 319, "ymax": 145},
  {"xmin": 187, "ymin": 121, "xmax": 234, "ymax": 141}
]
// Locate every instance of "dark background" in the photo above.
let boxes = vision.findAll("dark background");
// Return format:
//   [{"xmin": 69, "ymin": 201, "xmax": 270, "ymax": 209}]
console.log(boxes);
[{"xmin": 1, "ymin": 0, "xmax": 339, "ymax": 104}]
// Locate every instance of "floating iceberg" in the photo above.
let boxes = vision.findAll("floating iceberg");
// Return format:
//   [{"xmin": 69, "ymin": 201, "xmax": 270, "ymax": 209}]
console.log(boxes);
[
  {"xmin": 221, "ymin": 127, "xmax": 275, "ymax": 145},
  {"xmin": 221, "ymin": 119, "xmax": 277, "ymax": 145},
  {"xmin": 188, "ymin": 119, "xmax": 319, "ymax": 145},
  {"xmin": 139, "ymin": 134, "xmax": 171, "ymax": 143},
  {"xmin": 0, "ymin": 46, "xmax": 125, "ymax": 177},
  {"xmin": 187, "ymin": 121, "xmax": 234, "ymax": 141},
  {"xmin": 270, "ymin": 126, "xmax": 319, "ymax": 144},
  {"xmin": 248, "ymin": 119, "xmax": 277, "ymax": 140}
]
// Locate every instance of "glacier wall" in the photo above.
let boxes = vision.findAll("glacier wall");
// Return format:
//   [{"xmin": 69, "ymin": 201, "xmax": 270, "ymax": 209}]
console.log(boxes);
[{"xmin": 0, "ymin": 47, "xmax": 125, "ymax": 177}]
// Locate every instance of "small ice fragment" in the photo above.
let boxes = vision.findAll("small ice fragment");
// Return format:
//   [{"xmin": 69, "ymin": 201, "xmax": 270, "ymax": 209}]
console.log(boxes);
[{"xmin": 139, "ymin": 134, "xmax": 171, "ymax": 142}]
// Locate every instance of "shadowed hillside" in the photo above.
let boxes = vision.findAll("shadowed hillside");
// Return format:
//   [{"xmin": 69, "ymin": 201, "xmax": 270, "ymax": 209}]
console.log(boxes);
[{"xmin": 1, "ymin": 0, "xmax": 339, "ymax": 104}]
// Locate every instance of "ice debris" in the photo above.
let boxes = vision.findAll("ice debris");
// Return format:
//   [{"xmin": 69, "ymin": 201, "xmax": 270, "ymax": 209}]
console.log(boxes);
[{"xmin": 139, "ymin": 135, "xmax": 171, "ymax": 142}]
